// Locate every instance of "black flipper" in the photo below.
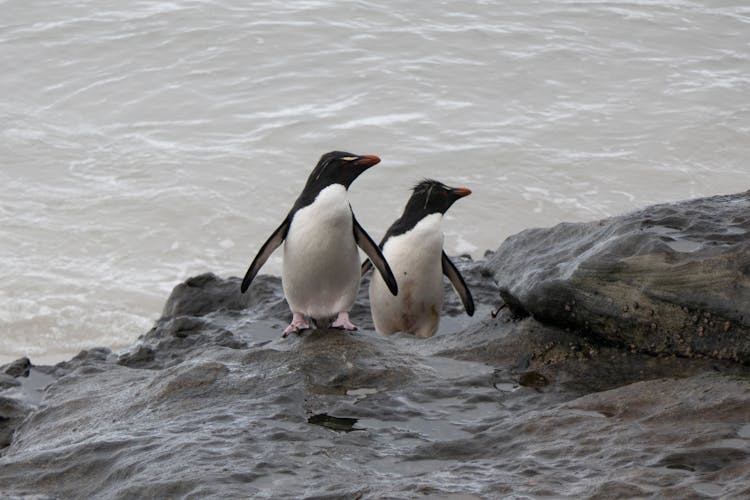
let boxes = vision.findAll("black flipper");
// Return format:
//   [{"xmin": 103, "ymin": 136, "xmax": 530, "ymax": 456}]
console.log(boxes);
[
  {"xmin": 352, "ymin": 215, "xmax": 398, "ymax": 295},
  {"xmin": 360, "ymin": 258, "xmax": 373, "ymax": 276},
  {"xmin": 442, "ymin": 251, "xmax": 475, "ymax": 316},
  {"xmin": 240, "ymin": 217, "xmax": 290, "ymax": 293}
]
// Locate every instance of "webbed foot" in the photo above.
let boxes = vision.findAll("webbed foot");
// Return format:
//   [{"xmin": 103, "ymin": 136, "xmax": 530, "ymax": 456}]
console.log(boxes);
[
  {"xmin": 330, "ymin": 312, "xmax": 357, "ymax": 331},
  {"xmin": 283, "ymin": 312, "xmax": 310, "ymax": 338}
]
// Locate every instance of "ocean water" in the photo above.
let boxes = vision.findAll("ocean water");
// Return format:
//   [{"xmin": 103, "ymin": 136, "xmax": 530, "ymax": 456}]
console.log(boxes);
[{"xmin": 1, "ymin": 0, "xmax": 749, "ymax": 364}]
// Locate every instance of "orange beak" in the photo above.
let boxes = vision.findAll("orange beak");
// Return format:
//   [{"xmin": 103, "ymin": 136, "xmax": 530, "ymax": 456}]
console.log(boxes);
[
  {"xmin": 452, "ymin": 187, "xmax": 472, "ymax": 197},
  {"xmin": 355, "ymin": 155, "xmax": 381, "ymax": 167}
]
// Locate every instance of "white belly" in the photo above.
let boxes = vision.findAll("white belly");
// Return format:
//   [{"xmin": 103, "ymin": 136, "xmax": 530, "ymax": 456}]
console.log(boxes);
[
  {"xmin": 282, "ymin": 184, "xmax": 360, "ymax": 320},
  {"xmin": 369, "ymin": 214, "xmax": 445, "ymax": 338}
]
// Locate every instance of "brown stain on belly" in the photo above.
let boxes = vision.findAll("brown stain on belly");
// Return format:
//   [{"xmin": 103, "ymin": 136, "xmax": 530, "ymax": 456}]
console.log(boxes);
[{"xmin": 399, "ymin": 279, "xmax": 414, "ymax": 331}]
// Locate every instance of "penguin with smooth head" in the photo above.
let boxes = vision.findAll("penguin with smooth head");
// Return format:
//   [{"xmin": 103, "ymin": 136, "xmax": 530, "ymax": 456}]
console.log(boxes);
[
  {"xmin": 241, "ymin": 151, "xmax": 398, "ymax": 336},
  {"xmin": 363, "ymin": 179, "xmax": 474, "ymax": 338}
]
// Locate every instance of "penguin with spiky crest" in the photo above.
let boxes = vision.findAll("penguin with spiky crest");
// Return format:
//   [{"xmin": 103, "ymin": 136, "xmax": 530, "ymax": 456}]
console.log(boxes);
[
  {"xmin": 363, "ymin": 179, "xmax": 474, "ymax": 338},
  {"xmin": 241, "ymin": 151, "xmax": 398, "ymax": 336}
]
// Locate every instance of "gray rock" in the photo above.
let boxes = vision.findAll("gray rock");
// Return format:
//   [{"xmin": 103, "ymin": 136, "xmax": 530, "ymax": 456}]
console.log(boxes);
[
  {"xmin": 2, "ymin": 357, "xmax": 31, "ymax": 378},
  {"xmin": 0, "ymin": 396, "xmax": 32, "ymax": 449},
  {"xmin": 489, "ymin": 191, "xmax": 750, "ymax": 363},
  {"xmin": 0, "ymin": 327, "xmax": 429, "ymax": 498},
  {"xmin": 4, "ymin": 304, "xmax": 746, "ymax": 499},
  {"xmin": 0, "ymin": 212, "xmax": 749, "ymax": 498},
  {"xmin": 161, "ymin": 272, "xmax": 283, "ymax": 319},
  {"xmin": 116, "ymin": 274, "xmax": 262, "ymax": 370},
  {"xmin": 0, "ymin": 374, "xmax": 21, "ymax": 390}
]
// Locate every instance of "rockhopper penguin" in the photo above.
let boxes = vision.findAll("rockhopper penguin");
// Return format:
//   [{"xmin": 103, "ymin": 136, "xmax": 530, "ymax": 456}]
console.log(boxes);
[
  {"xmin": 241, "ymin": 151, "xmax": 398, "ymax": 336},
  {"xmin": 363, "ymin": 179, "xmax": 474, "ymax": 338}
]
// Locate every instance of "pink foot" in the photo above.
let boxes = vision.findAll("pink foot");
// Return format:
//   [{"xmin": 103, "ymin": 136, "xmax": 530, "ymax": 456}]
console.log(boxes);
[
  {"xmin": 330, "ymin": 312, "xmax": 357, "ymax": 331},
  {"xmin": 282, "ymin": 312, "xmax": 310, "ymax": 338}
]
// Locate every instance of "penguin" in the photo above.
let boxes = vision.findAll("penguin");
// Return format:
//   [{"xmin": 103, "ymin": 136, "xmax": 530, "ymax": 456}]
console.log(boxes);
[
  {"xmin": 363, "ymin": 179, "xmax": 474, "ymax": 338},
  {"xmin": 240, "ymin": 151, "xmax": 398, "ymax": 336}
]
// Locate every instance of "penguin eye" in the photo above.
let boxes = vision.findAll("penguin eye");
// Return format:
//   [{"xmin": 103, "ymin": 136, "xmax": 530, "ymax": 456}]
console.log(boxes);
[{"xmin": 340, "ymin": 157, "xmax": 357, "ymax": 162}]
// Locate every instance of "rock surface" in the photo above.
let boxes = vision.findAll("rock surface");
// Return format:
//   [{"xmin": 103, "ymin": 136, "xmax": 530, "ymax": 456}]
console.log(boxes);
[
  {"xmin": 1, "ymin": 194, "xmax": 749, "ymax": 498},
  {"xmin": 489, "ymin": 191, "xmax": 750, "ymax": 364}
]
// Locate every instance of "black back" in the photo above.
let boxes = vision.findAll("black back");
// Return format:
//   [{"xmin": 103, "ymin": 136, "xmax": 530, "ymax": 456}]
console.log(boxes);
[
  {"xmin": 289, "ymin": 151, "xmax": 380, "ymax": 215},
  {"xmin": 380, "ymin": 179, "xmax": 469, "ymax": 245}
]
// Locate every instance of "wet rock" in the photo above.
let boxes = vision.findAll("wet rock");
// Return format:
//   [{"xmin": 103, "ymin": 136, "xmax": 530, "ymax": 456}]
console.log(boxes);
[
  {"xmin": 489, "ymin": 191, "xmax": 750, "ymax": 364},
  {"xmin": 0, "ymin": 325, "xmax": 428, "ymax": 498},
  {"xmin": 2, "ymin": 357, "xmax": 31, "ymax": 378},
  {"xmin": 54, "ymin": 347, "xmax": 117, "ymax": 375},
  {"xmin": 0, "ymin": 397, "xmax": 33, "ymax": 448},
  {"xmin": 307, "ymin": 413, "xmax": 361, "ymax": 432},
  {"xmin": 161, "ymin": 272, "xmax": 284, "ymax": 319},
  {"xmin": 518, "ymin": 371, "xmax": 549, "ymax": 389},
  {"xmin": 431, "ymin": 312, "xmax": 748, "ymax": 395},
  {"xmin": 0, "ymin": 242, "xmax": 748, "ymax": 497},
  {"xmin": 119, "ymin": 311, "xmax": 249, "ymax": 370},
  {"xmin": 0, "ymin": 374, "xmax": 21, "ymax": 391},
  {"xmin": 117, "ymin": 345, "xmax": 156, "ymax": 368},
  {"xmin": 0, "ymin": 358, "xmax": 67, "ymax": 452}
]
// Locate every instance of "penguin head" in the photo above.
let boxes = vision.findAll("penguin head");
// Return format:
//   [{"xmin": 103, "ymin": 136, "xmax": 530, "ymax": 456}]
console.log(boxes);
[
  {"xmin": 407, "ymin": 179, "xmax": 472, "ymax": 216},
  {"xmin": 305, "ymin": 151, "xmax": 381, "ymax": 191}
]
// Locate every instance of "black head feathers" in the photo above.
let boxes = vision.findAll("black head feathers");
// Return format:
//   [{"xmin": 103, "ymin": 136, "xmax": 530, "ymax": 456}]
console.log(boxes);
[
  {"xmin": 379, "ymin": 179, "xmax": 472, "ymax": 244},
  {"xmin": 290, "ymin": 151, "xmax": 381, "ymax": 213},
  {"xmin": 306, "ymin": 151, "xmax": 380, "ymax": 191},
  {"xmin": 406, "ymin": 178, "xmax": 472, "ymax": 216}
]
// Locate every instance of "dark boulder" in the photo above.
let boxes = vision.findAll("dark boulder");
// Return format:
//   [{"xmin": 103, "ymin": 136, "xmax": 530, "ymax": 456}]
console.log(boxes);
[
  {"xmin": 3, "ymin": 357, "xmax": 31, "ymax": 378},
  {"xmin": 489, "ymin": 191, "xmax": 750, "ymax": 363}
]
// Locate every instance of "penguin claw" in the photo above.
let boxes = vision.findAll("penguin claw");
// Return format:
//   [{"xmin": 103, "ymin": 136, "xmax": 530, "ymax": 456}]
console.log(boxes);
[
  {"xmin": 283, "ymin": 314, "xmax": 310, "ymax": 337},
  {"xmin": 330, "ymin": 312, "xmax": 357, "ymax": 331},
  {"xmin": 331, "ymin": 323, "xmax": 358, "ymax": 331},
  {"xmin": 282, "ymin": 324, "xmax": 308, "ymax": 337}
]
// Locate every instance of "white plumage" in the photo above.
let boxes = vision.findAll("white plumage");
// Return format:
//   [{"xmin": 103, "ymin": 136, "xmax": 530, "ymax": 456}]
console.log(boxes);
[
  {"xmin": 282, "ymin": 184, "xmax": 360, "ymax": 320},
  {"xmin": 369, "ymin": 213, "xmax": 445, "ymax": 338}
]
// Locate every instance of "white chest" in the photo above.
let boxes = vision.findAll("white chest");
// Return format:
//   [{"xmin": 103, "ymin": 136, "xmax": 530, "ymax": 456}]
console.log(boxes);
[
  {"xmin": 287, "ymin": 184, "xmax": 352, "ymax": 241},
  {"xmin": 369, "ymin": 213, "xmax": 445, "ymax": 337},
  {"xmin": 382, "ymin": 213, "xmax": 445, "ymax": 275},
  {"xmin": 282, "ymin": 184, "xmax": 361, "ymax": 317}
]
